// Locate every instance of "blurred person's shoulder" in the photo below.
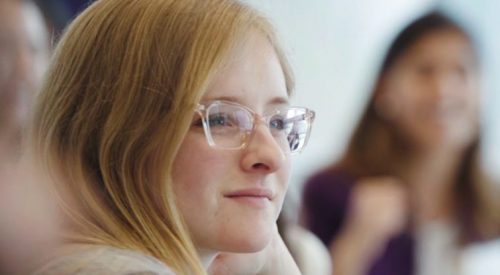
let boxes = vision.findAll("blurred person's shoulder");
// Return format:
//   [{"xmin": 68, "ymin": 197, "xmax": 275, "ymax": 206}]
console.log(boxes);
[{"xmin": 33, "ymin": 244, "xmax": 175, "ymax": 275}]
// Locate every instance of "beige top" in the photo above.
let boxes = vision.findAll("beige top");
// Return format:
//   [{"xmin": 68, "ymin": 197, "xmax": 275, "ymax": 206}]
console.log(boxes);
[
  {"xmin": 33, "ymin": 245, "xmax": 175, "ymax": 275},
  {"xmin": 415, "ymin": 221, "xmax": 459, "ymax": 275},
  {"xmin": 284, "ymin": 225, "xmax": 332, "ymax": 275}
]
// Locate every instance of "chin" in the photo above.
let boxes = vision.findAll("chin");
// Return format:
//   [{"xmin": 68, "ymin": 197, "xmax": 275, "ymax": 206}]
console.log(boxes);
[
  {"xmin": 227, "ymin": 239, "xmax": 270, "ymax": 253},
  {"xmin": 218, "ymin": 223, "xmax": 273, "ymax": 253}
]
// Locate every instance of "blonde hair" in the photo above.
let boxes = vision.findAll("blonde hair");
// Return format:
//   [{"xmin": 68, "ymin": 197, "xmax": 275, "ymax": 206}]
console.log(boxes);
[{"xmin": 31, "ymin": 0, "xmax": 293, "ymax": 273}]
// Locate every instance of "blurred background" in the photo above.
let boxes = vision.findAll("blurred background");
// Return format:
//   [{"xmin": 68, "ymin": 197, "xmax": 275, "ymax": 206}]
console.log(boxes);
[{"xmin": 2, "ymin": 0, "xmax": 499, "ymax": 273}]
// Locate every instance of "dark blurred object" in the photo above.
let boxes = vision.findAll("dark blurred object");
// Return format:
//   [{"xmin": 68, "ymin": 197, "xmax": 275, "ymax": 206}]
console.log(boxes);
[{"xmin": 34, "ymin": 0, "xmax": 94, "ymax": 34}]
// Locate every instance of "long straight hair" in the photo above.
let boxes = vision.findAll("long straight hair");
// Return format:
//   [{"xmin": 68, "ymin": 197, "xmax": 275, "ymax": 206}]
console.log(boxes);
[{"xmin": 30, "ymin": 0, "xmax": 294, "ymax": 273}]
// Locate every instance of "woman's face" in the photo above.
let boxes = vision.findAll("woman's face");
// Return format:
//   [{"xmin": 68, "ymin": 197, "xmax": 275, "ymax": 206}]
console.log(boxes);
[
  {"xmin": 376, "ymin": 29, "xmax": 479, "ymax": 150},
  {"xmin": 172, "ymin": 33, "xmax": 291, "ymax": 256}
]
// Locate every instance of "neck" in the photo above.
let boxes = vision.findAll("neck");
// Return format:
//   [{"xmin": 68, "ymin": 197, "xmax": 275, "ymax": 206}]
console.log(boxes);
[
  {"xmin": 408, "ymin": 146, "xmax": 466, "ymax": 179},
  {"xmin": 404, "ymin": 146, "xmax": 469, "ymax": 227}
]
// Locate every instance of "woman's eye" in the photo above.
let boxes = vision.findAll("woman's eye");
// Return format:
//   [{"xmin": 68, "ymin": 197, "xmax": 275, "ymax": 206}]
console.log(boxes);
[
  {"xmin": 270, "ymin": 117, "xmax": 286, "ymax": 130},
  {"xmin": 209, "ymin": 113, "xmax": 233, "ymax": 127},
  {"xmin": 415, "ymin": 64, "xmax": 435, "ymax": 77}
]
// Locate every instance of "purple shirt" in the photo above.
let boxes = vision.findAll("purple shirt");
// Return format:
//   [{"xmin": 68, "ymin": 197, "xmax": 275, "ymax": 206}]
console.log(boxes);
[{"xmin": 302, "ymin": 169, "xmax": 415, "ymax": 275}]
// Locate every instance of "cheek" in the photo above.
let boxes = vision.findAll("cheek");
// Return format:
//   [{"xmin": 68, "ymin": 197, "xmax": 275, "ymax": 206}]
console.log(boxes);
[
  {"xmin": 171, "ymin": 132, "xmax": 239, "ymax": 223},
  {"xmin": 380, "ymin": 72, "xmax": 421, "ymax": 118},
  {"xmin": 461, "ymin": 85, "xmax": 480, "ymax": 114},
  {"xmin": 171, "ymin": 134, "xmax": 220, "ymax": 215},
  {"xmin": 274, "ymin": 157, "xmax": 292, "ymax": 217},
  {"xmin": 281, "ymin": 157, "xmax": 292, "ymax": 188},
  {"xmin": 389, "ymin": 76, "xmax": 422, "ymax": 110}
]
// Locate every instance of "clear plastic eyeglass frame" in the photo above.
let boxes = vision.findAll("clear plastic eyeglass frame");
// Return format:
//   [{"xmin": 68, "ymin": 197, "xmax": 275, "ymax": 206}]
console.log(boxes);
[{"xmin": 193, "ymin": 100, "xmax": 315, "ymax": 155}]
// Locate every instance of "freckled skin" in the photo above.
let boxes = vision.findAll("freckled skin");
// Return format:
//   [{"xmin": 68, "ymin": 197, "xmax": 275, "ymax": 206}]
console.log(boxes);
[{"xmin": 171, "ymin": 32, "xmax": 291, "ymax": 257}]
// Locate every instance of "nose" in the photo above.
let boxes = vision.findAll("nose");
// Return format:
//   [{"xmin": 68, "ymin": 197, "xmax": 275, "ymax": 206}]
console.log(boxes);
[{"xmin": 240, "ymin": 122, "xmax": 287, "ymax": 174}]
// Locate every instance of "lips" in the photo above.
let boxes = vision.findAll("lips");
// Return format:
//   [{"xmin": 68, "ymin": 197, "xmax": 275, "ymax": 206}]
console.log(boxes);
[{"xmin": 224, "ymin": 188, "xmax": 274, "ymax": 201}]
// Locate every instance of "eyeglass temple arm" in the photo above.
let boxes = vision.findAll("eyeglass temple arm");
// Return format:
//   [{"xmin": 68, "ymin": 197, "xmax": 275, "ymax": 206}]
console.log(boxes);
[{"xmin": 283, "ymin": 110, "xmax": 315, "ymax": 123}]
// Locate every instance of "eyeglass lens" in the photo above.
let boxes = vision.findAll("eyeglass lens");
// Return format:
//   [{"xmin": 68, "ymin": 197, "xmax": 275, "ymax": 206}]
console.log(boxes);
[{"xmin": 205, "ymin": 103, "xmax": 310, "ymax": 153}]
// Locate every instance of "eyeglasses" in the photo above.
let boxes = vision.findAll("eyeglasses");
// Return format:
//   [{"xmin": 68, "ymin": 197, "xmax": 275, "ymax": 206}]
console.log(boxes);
[{"xmin": 193, "ymin": 100, "xmax": 315, "ymax": 155}]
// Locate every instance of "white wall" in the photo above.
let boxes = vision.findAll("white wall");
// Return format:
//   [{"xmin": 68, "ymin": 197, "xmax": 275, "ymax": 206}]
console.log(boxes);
[{"xmin": 243, "ymin": 0, "xmax": 500, "ymax": 197}]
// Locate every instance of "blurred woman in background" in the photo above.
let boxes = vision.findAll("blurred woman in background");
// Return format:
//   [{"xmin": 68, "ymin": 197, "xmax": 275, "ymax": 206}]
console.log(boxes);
[{"xmin": 302, "ymin": 10, "xmax": 500, "ymax": 275}]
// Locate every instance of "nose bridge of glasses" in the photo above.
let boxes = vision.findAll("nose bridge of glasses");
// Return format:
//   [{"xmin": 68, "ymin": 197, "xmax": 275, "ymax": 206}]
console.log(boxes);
[
  {"xmin": 248, "ymin": 119, "xmax": 289, "ymax": 156},
  {"xmin": 254, "ymin": 113, "xmax": 269, "ymax": 127},
  {"xmin": 256, "ymin": 112, "xmax": 286, "ymax": 136},
  {"xmin": 251, "ymin": 114, "xmax": 273, "ymax": 137},
  {"xmin": 251, "ymin": 111, "xmax": 296, "ymax": 151}
]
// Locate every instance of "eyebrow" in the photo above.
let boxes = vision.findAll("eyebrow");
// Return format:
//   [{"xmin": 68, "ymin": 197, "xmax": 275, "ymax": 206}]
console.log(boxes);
[{"xmin": 268, "ymin": 97, "xmax": 290, "ymax": 106}]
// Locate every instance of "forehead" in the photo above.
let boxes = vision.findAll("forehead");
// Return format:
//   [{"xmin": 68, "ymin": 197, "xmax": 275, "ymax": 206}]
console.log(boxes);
[
  {"xmin": 202, "ymin": 32, "xmax": 289, "ymax": 112},
  {"xmin": 402, "ymin": 29, "xmax": 476, "ymax": 65}
]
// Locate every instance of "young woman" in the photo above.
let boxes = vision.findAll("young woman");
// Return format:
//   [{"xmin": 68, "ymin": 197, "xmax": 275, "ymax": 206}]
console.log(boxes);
[
  {"xmin": 302, "ymin": 11, "xmax": 500, "ymax": 275},
  {"xmin": 30, "ymin": 0, "xmax": 314, "ymax": 274}
]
